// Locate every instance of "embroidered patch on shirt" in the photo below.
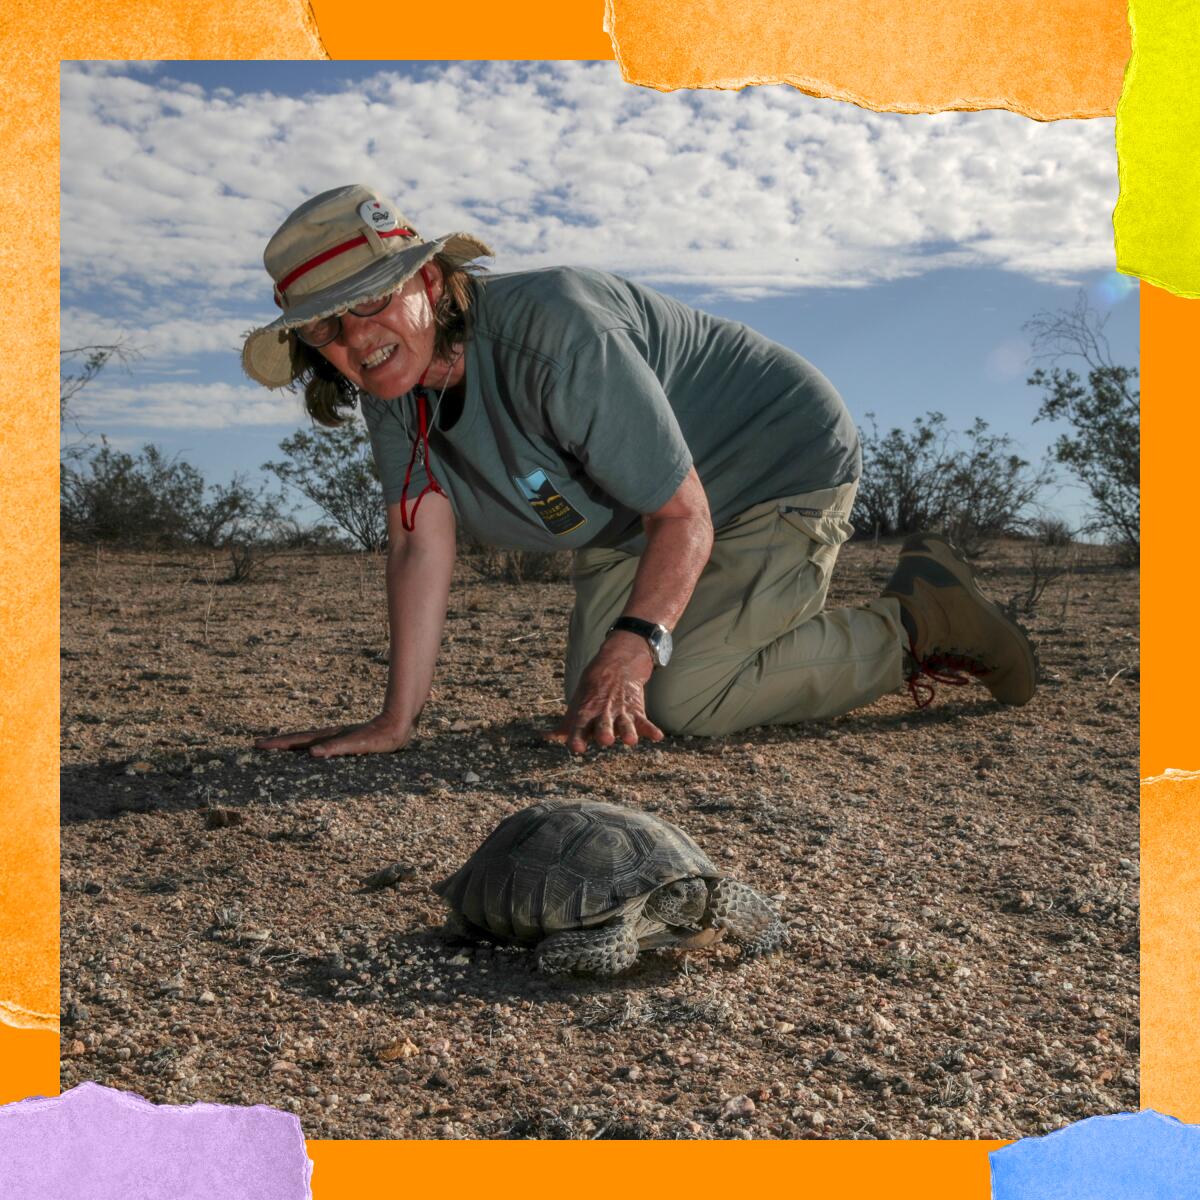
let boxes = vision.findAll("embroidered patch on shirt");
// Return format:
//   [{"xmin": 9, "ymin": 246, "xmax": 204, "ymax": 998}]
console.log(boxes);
[{"xmin": 513, "ymin": 469, "xmax": 587, "ymax": 536}]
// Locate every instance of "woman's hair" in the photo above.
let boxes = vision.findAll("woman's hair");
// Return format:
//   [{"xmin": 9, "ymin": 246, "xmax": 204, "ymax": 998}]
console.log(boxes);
[{"xmin": 293, "ymin": 253, "xmax": 482, "ymax": 427}]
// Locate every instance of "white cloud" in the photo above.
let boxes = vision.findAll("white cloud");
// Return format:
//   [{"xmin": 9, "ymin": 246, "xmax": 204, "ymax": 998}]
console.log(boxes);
[
  {"xmin": 62, "ymin": 306, "xmax": 254, "ymax": 361},
  {"xmin": 60, "ymin": 61, "xmax": 1120, "ymax": 431},
  {"xmin": 63, "ymin": 61, "xmax": 1118, "ymax": 305},
  {"xmin": 69, "ymin": 380, "xmax": 303, "ymax": 430}
]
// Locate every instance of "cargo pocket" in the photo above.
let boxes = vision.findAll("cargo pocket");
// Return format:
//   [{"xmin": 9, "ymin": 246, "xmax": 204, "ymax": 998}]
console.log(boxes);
[
  {"xmin": 777, "ymin": 503, "xmax": 855, "ymax": 600},
  {"xmin": 718, "ymin": 502, "xmax": 851, "ymax": 652}
]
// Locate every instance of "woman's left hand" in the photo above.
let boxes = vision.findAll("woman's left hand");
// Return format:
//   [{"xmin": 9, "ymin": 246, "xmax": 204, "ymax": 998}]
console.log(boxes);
[{"xmin": 545, "ymin": 632, "xmax": 665, "ymax": 754}]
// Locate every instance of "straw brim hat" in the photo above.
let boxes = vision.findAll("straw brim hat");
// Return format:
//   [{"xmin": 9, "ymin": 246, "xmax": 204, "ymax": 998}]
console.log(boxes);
[{"xmin": 242, "ymin": 185, "xmax": 492, "ymax": 390}]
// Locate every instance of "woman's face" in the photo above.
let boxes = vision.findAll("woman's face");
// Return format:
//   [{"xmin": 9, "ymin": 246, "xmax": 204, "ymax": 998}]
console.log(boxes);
[{"xmin": 315, "ymin": 267, "xmax": 459, "ymax": 400}]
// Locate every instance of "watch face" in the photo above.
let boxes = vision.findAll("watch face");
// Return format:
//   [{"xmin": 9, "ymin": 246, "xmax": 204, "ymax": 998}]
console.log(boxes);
[{"xmin": 651, "ymin": 625, "xmax": 673, "ymax": 668}]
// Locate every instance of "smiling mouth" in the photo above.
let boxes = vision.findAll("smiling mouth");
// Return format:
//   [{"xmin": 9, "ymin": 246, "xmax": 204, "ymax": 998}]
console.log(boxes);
[{"xmin": 361, "ymin": 344, "xmax": 397, "ymax": 370}]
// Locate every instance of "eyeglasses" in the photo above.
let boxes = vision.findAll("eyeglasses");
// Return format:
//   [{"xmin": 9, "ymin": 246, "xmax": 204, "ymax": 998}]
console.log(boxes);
[{"xmin": 293, "ymin": 294, "xmax": 393, "ymax": 348}]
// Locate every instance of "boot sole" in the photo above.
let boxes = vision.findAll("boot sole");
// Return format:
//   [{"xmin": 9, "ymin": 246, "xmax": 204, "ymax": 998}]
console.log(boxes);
[{"xmin": 893, "ymin": 533, "xmax": 1039, "ymax": 705}]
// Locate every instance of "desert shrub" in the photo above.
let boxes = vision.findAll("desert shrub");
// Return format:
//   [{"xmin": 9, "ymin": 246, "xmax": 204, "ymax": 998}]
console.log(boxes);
[
  {"xmin": 1032, "ymin": 515, "xmax": 1075, "ymax": 548},
  {"xmin": 62, "ymin": 442, "xmax": 205, "ymax": 545},
  {"xmin": 61, "ymin": 441, "xmax": 292, "ymax": 563},
  {"xmin": 264, "ymin": 421, "xmax": 386, "ymax": 552},
  {"xmin": 1006, "ymin": 538, "xmax": 1074, "ymax": 616},
  {"xmin": 853, "ymin": 412, "xmax": 1049, "ymax": 553},
  {"xmin": 1026, "ymin": 297, "xmax": 1139, "ymax": 562},
  {"xmin": 60, "ymin": 340, "xmax": 140, "ymax": 430},
  {"xmin": 459, "ymin": 538, "xmax": 571, "ymax": 584}
]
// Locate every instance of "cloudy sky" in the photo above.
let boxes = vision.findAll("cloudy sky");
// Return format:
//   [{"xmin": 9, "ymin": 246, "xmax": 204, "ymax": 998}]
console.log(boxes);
[{"xmin": 60, "ymin": 60, "xmax": 1138, "ymax": 524}]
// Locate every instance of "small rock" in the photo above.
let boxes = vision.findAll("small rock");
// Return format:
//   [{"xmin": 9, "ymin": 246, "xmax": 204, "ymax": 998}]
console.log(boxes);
[
  {"xmin": 721, "ymin": 1094, "xmax": 756, "ymax": 1120},
  {"xmin": 615, "ymin": 1064, "xmax": 643, "ymax": 1082},
  {"xmin": 463, "ymin": 771, "xmax": 481, "ymax": 784},
  {"xmin": 361, "ymin": 862, "xmax": 416, "ymax": 890},
  {"xmin": 66, "ymin": 1039, "xmax": 86, "ymax": 1056},
  {"xmin": 63, "ymin": 1001, "xmax": 89, "ymax": 1026},
  {"xmin": 867, "ymin": 1012, "xmax": 896, "ymax": 1036},
  {"xmin": 270, "ymin": 1060, "xmax": 302, "ymax": 1075},
  {"xmin": 124, "ymin": 761, "xmax": 155, "ymax": 776},
  {"xmin": 196, "ymin": 990, "xmax": 217, "ymax": 1005},
  {"xmin": 425, "ymin": 1070, "xmax": 452, "ymax": 1090},
  {"xmin": 205, "ymin": 808, "xmax": 244, "ymax": 830},
  {"xmin": 809, "ymin": 1110, "xmax": 826, "ymax": 1130}
]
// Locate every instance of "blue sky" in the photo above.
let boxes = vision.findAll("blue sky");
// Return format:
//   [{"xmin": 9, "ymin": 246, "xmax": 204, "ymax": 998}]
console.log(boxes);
[{"xmin": 60, "ymin": 61, "xmax": 1137, "ymax": 529}]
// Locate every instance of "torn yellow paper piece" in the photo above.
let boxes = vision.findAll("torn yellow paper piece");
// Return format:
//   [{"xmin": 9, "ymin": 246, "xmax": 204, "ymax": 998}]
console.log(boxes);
[
  {"xmin": 1114, "ymin": 0, "xmax": 1200, "ymax": 298},
  {"xmin": 605, "ymin": 0, "xmax": 1128, "ymax": 119}
]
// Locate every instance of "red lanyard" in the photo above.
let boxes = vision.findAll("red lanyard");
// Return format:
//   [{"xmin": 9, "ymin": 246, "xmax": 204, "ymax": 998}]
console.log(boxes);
[
  {"xmin": 398, "ymin": 272, "xmax": 448, "ymax": 533},
  {"xmin": 398, "ymin": 370, "xmax": 446, "ymax": 533}
]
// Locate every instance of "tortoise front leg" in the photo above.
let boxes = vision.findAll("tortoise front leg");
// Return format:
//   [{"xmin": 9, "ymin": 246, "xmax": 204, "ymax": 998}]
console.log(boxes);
[
  {"xmin": 709, "ymin": 879, "xmax": 789, "ymax": 957},
  {"xmin": 440, "ymin": 910, "xmax": 476, "ymax": 942},
  {"xmin": 535, "ymin": 921, "xmax": 641, "ymax": 976}
]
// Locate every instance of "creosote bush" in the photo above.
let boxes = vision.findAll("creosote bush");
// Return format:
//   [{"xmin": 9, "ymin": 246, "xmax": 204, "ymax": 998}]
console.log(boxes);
[
  {"xmin": 853, "ymin": 412, "xmax": 1050, "ymax": 554},
  {"xmin": 61, "ymin": 442, "xmax": 292, "ymax": 580}
]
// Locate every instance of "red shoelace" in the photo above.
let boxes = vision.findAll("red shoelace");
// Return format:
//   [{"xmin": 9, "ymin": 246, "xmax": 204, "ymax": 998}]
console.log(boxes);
[{"xmin": 906, "ymin": 649, "xmax": 990, "ymax": 708}]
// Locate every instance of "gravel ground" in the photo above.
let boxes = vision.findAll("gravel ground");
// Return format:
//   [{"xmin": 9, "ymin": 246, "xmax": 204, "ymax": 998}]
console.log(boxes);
[{"xmin": 60, "ymin": 539, "xmax": 1139, "ymax": 1139}]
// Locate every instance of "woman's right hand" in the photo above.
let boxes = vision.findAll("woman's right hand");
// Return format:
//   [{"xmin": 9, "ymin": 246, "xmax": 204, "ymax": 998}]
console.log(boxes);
[
  {"xmin": 254, "ymin": 713, "xmax": 413, "ymax": 758},
  {"xmin": 256, "ymin": 496, "xmax": 456, "ymax": 762}
]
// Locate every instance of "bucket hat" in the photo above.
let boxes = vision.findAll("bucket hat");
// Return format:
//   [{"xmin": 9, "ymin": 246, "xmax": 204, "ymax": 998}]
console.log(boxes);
[{"xmin": 242, "ymin": 184, "xmax": 493, "ymax": 389}]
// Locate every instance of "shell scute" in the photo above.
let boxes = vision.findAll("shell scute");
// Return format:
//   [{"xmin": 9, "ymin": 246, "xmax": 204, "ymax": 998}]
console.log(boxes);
[{"xmin": 434, "ymin": 801, "xmax": 720, "ymax": 941}]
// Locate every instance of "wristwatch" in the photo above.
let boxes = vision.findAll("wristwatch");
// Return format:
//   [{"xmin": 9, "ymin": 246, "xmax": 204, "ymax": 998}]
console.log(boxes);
[{"xmin": 606, "ymin": 616, "xmax": 674, "ymax": 668}]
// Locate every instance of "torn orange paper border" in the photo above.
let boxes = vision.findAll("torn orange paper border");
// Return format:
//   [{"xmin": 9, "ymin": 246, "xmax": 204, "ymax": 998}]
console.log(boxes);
[
  {"xmin": 0, "ymin": 0, "xmax": 1197, "ymax": 1192},
  {"xmin": 604, "ymin": 0, "xmax": 1128, "ymax": 118},
  {"xmin": 0, "ymin": 0, "xmax": 326, "ymax": 1059}
]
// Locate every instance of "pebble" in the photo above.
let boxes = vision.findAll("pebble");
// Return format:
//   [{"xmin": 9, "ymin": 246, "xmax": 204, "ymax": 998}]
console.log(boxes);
[
  {"xmin": 463, "ymin": 771, "xmax": 481, "ymax": 784},
  {"xmin": 205, "ymin": 808, "xmax": 244, "ymax": 829},
  {"xmin": 196, "ymin": 990, "xmax": 217, "ymax": 1005},
  {"xmin": 721, "ymin": 1095, "xmax": 756, "ymax": 1120},
  {"xmin": 63, "ymin": 1002, "xmax": 89, "ymax": 1026},
  {"xmin": 361, "ymin": 863, "xmax": 415, "ymax": 890}
]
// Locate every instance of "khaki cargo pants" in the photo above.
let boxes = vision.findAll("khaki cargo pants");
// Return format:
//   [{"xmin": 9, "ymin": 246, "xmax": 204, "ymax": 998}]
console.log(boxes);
[{"xmin": 564, "ymin": 482, "xmax": 906, "ymax": 736}]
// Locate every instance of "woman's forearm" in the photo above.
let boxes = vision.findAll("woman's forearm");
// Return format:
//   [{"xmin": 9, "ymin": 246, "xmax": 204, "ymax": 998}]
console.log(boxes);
[
  {"xmin": 622, "ymin": 515, "xmax": 713, "ymax": 630},
  {"xmin": 380, "ymin": 499, "xmax": 457, "ymax": 731},
  {"xmin": 622, "ymin": 468, "xmax": 714, "ymax": 630}
]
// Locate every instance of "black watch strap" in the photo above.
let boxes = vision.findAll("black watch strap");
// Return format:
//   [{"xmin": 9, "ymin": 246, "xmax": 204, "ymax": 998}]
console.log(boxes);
[{"xmin": 609, "ymin": 616, "xmax": 660, "ymax": 640}]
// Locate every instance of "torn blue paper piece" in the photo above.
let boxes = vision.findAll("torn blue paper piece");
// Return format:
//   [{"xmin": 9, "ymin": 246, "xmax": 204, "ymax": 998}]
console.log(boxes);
[
  {"xmin": 990, "ymin": 1110, "xmax": 1200, "ymax": 1199},
  {"xmin": 0, "ymin": 1082, "xmax": 313, "ymax": 1199}
]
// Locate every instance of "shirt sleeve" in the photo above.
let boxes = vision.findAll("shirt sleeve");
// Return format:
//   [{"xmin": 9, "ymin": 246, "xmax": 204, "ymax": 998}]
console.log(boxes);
[
  {"xmin": 544, "ymin": 327, "xmax": 693, "ymax": 515},
  {"xmin": 361, "ymin": 394, "xmax": 425, "ymax": 508}
]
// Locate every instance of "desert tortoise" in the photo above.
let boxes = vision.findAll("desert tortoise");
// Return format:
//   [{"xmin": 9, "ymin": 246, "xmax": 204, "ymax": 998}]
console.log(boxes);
[{"xmin": 434, "ymin": 800, "xmax": 787, "ymax": 975}]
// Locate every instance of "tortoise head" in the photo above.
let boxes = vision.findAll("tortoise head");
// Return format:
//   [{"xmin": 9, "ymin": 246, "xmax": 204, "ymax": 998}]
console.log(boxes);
[{"xmin": 645, "ymin": 877, "xmax": 709, "ymax": 928}]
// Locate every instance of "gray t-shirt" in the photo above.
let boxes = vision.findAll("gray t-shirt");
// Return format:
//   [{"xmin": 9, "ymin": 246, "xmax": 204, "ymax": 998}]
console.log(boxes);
[{"xmin": 361, "ymin": 267, "xmax": 860, "ymax": 552}]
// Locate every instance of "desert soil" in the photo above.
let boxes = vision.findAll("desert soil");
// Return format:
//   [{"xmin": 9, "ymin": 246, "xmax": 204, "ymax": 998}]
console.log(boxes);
[{"xmin": 60, "ymin": 538, "xmax": 1139, "ymax": 1140}]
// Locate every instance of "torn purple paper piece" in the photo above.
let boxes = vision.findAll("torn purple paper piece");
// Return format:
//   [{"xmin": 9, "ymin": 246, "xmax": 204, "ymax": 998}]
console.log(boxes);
[
  {"xmin": 990, "ymin": 1110, "xmax": 1200, "ymax": 1199},
  {"xmin": 0, "ymin": 1081, "xmax": 312, "ymax": 1199}
]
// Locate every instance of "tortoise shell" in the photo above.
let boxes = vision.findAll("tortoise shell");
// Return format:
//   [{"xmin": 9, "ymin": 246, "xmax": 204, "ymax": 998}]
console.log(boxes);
[{"xmin": 434, "ymin": 800, "xmax": 721, "ymax": 942}]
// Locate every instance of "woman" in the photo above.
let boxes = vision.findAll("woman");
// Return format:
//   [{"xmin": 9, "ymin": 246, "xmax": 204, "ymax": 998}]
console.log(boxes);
[{"xmin": 245, "ymin": 185, "xmax": 1036, "ymax": 758}]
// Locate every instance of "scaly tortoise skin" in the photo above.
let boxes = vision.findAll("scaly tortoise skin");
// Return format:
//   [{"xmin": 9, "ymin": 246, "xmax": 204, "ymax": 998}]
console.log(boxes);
[{"xmin": 434, "ymin": 800, "xmax": 788, "ymax": 975}]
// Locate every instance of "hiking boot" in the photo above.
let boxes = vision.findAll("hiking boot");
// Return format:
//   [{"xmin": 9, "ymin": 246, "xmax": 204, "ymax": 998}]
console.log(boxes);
[{"xmin": 883, "ymin": 532, "xmax": 1038, "ymax": 707}]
